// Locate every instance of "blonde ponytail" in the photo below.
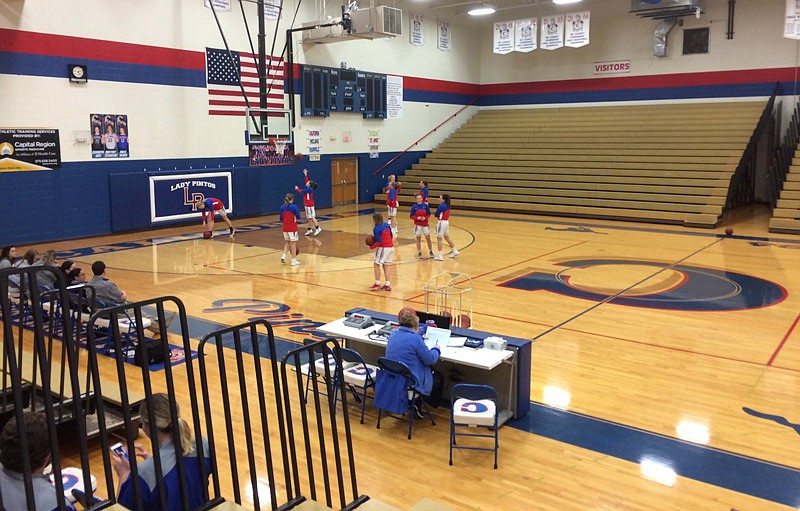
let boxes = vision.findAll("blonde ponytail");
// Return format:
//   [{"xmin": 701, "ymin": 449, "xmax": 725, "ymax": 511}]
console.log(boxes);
[{"xmin": 140, "ymin": 393, "xmax": 196, "ymax": 456}]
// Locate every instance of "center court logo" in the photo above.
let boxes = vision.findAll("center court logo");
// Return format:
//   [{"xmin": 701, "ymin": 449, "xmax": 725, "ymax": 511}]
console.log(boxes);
[
  {"xmin": 500, "ymin": 259, "xmax": 786, "ymax": 311},
  {"xmin": 203, "ymin": 298, "xmax": 327, "ymax": 338}
]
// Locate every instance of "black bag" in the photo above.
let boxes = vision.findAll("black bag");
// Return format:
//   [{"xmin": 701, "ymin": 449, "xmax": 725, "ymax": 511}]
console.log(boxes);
[{"xmin": 135, "ymin": 338, "xmax": 169, "ymax": 367}]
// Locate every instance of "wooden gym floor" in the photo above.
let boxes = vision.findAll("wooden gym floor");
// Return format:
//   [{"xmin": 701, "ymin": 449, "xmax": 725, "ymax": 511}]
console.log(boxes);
[{"xmin": 37, "ymin": 203, "xmax": 800, "ymax": 510}]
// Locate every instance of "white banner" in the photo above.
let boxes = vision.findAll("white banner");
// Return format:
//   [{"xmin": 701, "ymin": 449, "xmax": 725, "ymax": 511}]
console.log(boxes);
[
  {"xmin": 785, "ymin": 0, "xmax": 800, "ymax": 39},
  {"xmin": 368, "ymin": 130, "xmax": 380, "ymax": 159},
  {"xmin": 204, "ymin": 0, "xmax": 231, "ymax": 11},
  {"xmin": 493, "ymin": 22, "xmax": 514, "ymax": 54},
  {"xmin": 410, "ymin": 13, "xmax": 424, "ymax": 46},
  {"xmin": 540, "ymin": 15, "xmax": 564, "ymax": 50},
  {"xmin": 264, "ymin": 0, "xmax": 280, "ymax": 19},
  {"xmin": 306, "ymin": 129, "xmax": 321, "ymax": 159},
  {"xmin": 437, "ymin": 19, "xmax": 451, "ymax": 51},
  {"xmin": 387, "ymin": 75, "xmax": 403, "ymax": 120},
  {"xmin": 565, "ymin": 11, "xmax": 590, "ymax": 48},
  {"xmin": 514, "ymin": 18, "xmax": 537, "ymax": 52}
]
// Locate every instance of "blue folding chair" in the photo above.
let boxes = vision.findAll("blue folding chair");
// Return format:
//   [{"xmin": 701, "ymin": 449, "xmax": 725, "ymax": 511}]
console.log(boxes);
[
  {"xmin": 374, "ymin": 357, "xmax": 435, "ymax": 440},
  {"xmin": 449, "ymin": 383, "xmax": 499, "ymax": 469}
]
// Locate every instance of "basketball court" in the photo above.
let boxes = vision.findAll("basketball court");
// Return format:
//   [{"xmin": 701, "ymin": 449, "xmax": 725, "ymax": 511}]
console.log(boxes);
[{"xmin": 38, "ymin": 202, "xmax": 800, "ymax": 510}]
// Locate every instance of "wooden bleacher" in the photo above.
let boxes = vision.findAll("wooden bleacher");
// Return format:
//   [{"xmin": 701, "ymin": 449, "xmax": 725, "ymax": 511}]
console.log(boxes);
[
  {"xmin": 379, "ymin": 102, "xmax": 766, "ymax": 228},
  {"xmin": 769, "ymin": 162, "xmax": 800, "ymax": 234}
]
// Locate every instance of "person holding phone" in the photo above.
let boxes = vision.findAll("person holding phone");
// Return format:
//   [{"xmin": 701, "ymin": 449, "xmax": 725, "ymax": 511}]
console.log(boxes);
[{"xmin": 112, "ymin": 393, "xmax": 211, "ymax": 510}]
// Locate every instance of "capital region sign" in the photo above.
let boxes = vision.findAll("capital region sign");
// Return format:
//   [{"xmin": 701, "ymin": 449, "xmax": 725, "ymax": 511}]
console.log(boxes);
[{"xmin": 0, "ymin": 128, "xmax": 61, "ymax": 171}]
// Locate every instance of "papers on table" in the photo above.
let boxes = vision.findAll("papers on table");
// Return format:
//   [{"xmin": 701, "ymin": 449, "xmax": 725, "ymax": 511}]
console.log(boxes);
[{"xmin": 424, "ymin": 326, "xmax": 451, "ymax": 349}]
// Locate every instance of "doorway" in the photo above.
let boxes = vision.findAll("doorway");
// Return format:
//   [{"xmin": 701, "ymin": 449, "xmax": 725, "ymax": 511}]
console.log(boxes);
[{"xmin": 331, "ymin": 157, "xmax": 358, "ymax": 206}]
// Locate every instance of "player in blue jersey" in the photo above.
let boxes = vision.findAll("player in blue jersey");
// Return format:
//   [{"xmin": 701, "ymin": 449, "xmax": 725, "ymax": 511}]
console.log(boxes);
[
  {"xmin": 369, "ymin": 212, "xmax": 394, "ymax": 291},
  {"xmin": 410, "ymin": 193, "xmax": 433, "ymax": 259},
  {"xmin": 433, "ymin": 193, "xmax": 458, "ymax": 260}
]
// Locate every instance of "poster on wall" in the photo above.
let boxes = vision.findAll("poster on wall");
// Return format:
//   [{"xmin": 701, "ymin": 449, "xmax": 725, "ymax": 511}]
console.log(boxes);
[
  {"xmin": 368, "ymin": 130, "xmax": 380, "ymax": 159},
  {"xmin": 306, "ymin": 129, "xmax": 322, "ymax": 161},
  {"xmin": 437, "ymin": 19, "xmax": 451, "ymax": 51},
  {"xmin": 514, "ymin": 18, "xmax": 537, "ymax": 52},
  {"xmin": 493, "ymin": 22, "xmax": 514, "ymax": 54},
  {"xmin": 410, "ymin": 13, "xmax": 424, "ymax": 46},
  {"xmin": 0, "ymin": 128, "xmax": 60, "ymax": 171},
  {"xmin": 90, "ymin": 113, "xmax": 130, "ymax": 158},
  {"xmin": 204, "ymin": 0, "xmax": 231, "ymax": 11},
  {"xmin": 786, "ymin": 0, "xmax": 800, "ymax": 39},
  {"xmin": 149, "ymin": 171, "xmax": 232, "ymax": 223},
  {"xmin": 565, "ymin": 11, "xmax": 590, "ymax": 48},
  {"xmin": 249, "ymin": 137, "xmax": 295, "ymax": 166},
  {"xmin": 264, "ymin": 0, "xmax": 280, "ymax": 19},
  {"xmin": 387, "ymin": 75, "xmax": 403, "ymax": 120},
  {"xmin": 540, "ymin": 15, "xmax": 564, "ymax": 50}
]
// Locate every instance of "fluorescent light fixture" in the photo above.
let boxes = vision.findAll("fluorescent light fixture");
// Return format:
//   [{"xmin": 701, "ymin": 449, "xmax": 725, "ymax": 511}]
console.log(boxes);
[
  {"xmin": 468, "ymin": 4, "xmax": 496, "ymax": 15},
  {"xmin": 553, "ymin": 0, "xmax": 582, "ymax": 4}
]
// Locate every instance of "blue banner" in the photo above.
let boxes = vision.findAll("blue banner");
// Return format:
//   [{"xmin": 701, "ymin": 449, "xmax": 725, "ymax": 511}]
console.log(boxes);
[{"xmin": 149, "ymin": 171, "xmax": 232, "ymax": 223}]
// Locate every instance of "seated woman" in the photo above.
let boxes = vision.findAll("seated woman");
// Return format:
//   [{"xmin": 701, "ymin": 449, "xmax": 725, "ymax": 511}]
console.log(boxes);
[
  {"xmin": 385, "ymin": 307, "xmax": 444, "ymax": 414},
  {"xmin": 0, "ymin": 246, "xmax": 17, "ymax": 269},
  {"xmin": 60, "ymin": 261, "xmax": 87, "ymax": 286},
  {"xmin": 112, "ymin": 393, "xmax": 211, "ymax": 510}
]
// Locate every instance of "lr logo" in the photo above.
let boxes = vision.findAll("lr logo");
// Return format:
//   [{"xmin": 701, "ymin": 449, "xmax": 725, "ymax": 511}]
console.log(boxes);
[
  {"xmin": 184, "ymin": 189, "xmax": 204, "ymax": 209},
  {"xmin": 203, "ymin": 299, "xmax": 327, "ymax": 338}
]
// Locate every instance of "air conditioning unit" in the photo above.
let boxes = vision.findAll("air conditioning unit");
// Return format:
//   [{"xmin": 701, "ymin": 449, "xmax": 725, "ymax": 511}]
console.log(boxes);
[
  {"xmin": 630, "ymin": 0, "xmax": 703, "ymax": 19},
  {"xmin": 349, "ymin": 6, "xmax": 402, "ymax": 39}
]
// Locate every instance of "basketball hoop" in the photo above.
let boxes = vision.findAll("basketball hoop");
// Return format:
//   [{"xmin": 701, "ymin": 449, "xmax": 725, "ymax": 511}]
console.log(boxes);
[{"xmin": 272, "ymin": 137, "xmax": 289, "ymax": 156}]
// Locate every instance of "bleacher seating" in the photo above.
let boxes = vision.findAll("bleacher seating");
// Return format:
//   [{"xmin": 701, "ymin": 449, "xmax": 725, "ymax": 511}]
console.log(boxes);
[
  {"xmin": 769, "ymin": 162, "xmax": 800, "ymax": 234},
  {"xmin": 378, "ymin": 102, "xmax": 766, "ymax": 228}
]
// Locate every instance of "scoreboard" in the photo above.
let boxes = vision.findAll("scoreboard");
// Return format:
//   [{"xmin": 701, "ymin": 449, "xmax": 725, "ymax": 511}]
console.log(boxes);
[{"xmin": 301, "ymin": 65, "xmax": 387, "ymax": 119}]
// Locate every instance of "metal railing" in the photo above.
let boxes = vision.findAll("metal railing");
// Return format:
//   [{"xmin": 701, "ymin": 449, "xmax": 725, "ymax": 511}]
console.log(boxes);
[{"xmin": 725, "ymin": 84, "xmax": 779, "ymax": 209}]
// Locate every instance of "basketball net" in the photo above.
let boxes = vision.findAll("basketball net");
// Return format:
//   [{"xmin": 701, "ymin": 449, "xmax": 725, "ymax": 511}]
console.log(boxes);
[{"xmin": 272, "ymin": 137, "xmax": 289, "ymax": 156}]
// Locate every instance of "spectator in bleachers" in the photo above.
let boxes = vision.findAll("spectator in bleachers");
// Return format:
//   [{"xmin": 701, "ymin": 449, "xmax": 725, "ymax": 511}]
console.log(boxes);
[
  {"xmin": 0, "ymin": 246, "xmax": 17, "ymax": 269},
  {"xmin": 0, "ymin": 411, "xmax": 76, "ymax": 511},
  {"xmin": 36, "ymin": 250, "xmax": 59, "ymax": 289},
  {"xmin": 88, "ymin": 260, "xmax": 127, "ymax": 304},
  {"xmin": 16, "ymin": 249, "xmax": 39, "ymax": 268},
  {"xmin": 113, "ymin": 393, "xmax": 211, "ymax": 510},
  {"xmin": 60, "ymin": 261, "xmax": 87, "ymax": 286}
]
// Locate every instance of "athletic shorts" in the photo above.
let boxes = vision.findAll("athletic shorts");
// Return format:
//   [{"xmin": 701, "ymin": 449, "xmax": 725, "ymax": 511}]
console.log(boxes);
[
  {"xmin": 414, "ymin": 225, "xmax": 430, "ymax": 237},
  {"xmin": 305, "ymin": 206, "xmax": 316, "ymax": 219},
  {"xmin": 435, "ymin": 220, "xmax": 449, "ymax": 238},
  {"xmin": 374, "ymin": 246, "xmax": 395, "ymax": 265},
  {"xmin": 283, "ymin": 231, "xmax": 299, "ymax": 242},
  {"xmin": 387, "ymin": 206, "xmax": 397, "ymax": 217}
]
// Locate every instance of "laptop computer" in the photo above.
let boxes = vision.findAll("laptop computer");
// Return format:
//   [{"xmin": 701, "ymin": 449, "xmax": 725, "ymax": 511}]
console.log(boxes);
[
  {"xmin": 424, "ymin": 326, "xmax": 451, "ymax": 349},
  {"xmin": 416, "ymin": 310, "xmax": 452, "ymax": 330}
]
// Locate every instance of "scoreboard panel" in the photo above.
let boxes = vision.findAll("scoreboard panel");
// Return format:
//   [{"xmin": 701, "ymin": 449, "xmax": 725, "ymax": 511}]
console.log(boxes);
[{"xmin": 301, "ymin": 65, "xmax": 387, "ymax": 119}]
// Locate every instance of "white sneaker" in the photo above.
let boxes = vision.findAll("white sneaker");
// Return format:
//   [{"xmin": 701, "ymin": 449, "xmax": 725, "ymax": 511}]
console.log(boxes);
[
  {"xmin": 281, "ymin": 256, "xmax": 286, "ymax": 264},
  {"xmin": 314, "ymin": 227, "xmax": 322, "ymax": 235},
  {"xmin": 434, "ymin": 254, "xmax": 444, "ymax": 261},
  {"xmin": 417, "ymin": 251, "xmax": 423, "ymax": 260},
  {"xmin": 429, "ymin": 250, "xmax": 435, "ymax": 258},
  {"xmin": 305, "ymin": 229, "xmax": 313, "ymax": 236},
  {"xmin": 449, "ymin": 249, "xmax": 459, "ymax": 258},
  {"xmin": 291, "ymin": 259, "xmax": 301, "ymax": 266}
]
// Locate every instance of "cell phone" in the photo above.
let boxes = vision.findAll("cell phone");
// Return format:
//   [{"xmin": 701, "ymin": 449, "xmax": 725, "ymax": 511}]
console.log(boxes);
[{"xmin": 111, "ymin": 442, "xmax": 129, "ymax": 460}]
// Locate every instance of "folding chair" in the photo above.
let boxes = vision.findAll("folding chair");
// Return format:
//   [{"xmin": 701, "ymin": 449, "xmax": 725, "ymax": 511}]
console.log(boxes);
[
  {"xmin": 334, "ymin": 347, "xmax": 379, "ymax": 424},
  {"xmin": 299, "ymin": 338, "xmax": 354, "ymax": 403},
  {"xmin": 449, "ymin": 383, "xmax": 499, "ymax": 469},
  {"xmin": 374, "ymin": 357, "xmax": 435, "ymax": 440}
]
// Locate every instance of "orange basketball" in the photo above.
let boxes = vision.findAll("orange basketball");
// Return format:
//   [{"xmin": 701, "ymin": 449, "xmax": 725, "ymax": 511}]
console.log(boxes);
[
  {"xmin": 295, "ymin": 152, "xmax": 304, "ymax": 161},
  {"xmin": 365, "ymin": 234, "xmax": 376, "ymax": 246},
  {"xmin": 725, "ymin": 227, "xmax": 733, "ymax": 236},
  {"xmin": 203, "ymin": 231, "xmax": 212, "ymax": 239}
]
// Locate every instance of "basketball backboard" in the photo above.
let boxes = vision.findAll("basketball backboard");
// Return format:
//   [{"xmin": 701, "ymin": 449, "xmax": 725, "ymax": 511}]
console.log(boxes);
[{"xmin": 245, "ymin": 107, "xmax": 291, "ymax": 145}]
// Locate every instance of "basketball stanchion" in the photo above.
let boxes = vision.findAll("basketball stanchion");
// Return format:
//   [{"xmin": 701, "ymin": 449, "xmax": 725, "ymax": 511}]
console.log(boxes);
[{"xmin": 423, "ymin": 272, "xmax": 473, "ymax": 328}]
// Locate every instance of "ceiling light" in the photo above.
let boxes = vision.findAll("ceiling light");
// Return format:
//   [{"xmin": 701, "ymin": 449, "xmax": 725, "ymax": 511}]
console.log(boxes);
[
  {"xmin": 468, "ymin": 4, "xmax": 496, "ymax": 15},
  {"xmin": 553, "ymin": 0, "xmax": 582, "ymax": 5}
]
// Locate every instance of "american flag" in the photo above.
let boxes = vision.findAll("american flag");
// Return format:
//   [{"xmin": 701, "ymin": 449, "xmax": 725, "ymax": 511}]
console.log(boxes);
[{"xmin": 206, "ymin": 47, "xmax": 286, "ymax": 116}]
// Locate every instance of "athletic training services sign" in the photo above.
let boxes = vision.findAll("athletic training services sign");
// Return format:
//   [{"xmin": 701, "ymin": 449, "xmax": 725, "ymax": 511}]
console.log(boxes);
[{"xmin": 0, "ymin": 128, "xmax": 61, "ymax": 171}]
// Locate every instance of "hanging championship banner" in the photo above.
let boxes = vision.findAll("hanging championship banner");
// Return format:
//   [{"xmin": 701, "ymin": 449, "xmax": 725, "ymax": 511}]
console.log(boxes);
[
  {"xmin": 0, "ymin": 128, "xmax": 60, "ymax": 171},
  {"xmin": 410, "ymin": 13, "xmax": 424, "ymax": 46},
  {"xmin": 264, "ymin": 0, "xmax": 280, "ymax": 20},
  {"xmin": 204, "ymin": 0, "xmax": 231, "ymax": 11},
  {"xmin": 565, "ymin": 11, "xmax": 590, "ymax": 48},
  {"xmin": 786, "ymin": 0, "xmax": 800, "ymax": 39},
  {"xmin": 514, "ymin": 18, "xmax": 537, "ymax": 52},
  {"xmin": 493, "ymin": 22, "xmax": 514, "ymax": 54},
  {"xmin": 540, "ymin": 15, "xmax": 564, "ymax": 50},
  {"xmin": 437, "ymin": 19, "xmax": 451, "ymax": 51}
]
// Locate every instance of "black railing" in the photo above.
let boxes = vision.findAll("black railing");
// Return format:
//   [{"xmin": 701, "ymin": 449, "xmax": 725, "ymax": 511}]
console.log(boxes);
[
  {"xmin": 726, "ymin": 84, "xmax": 779, "ymax": 209},
  {"xmin": 767, "ymin": 100, "xmax": 800, "ymax": 208}
]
